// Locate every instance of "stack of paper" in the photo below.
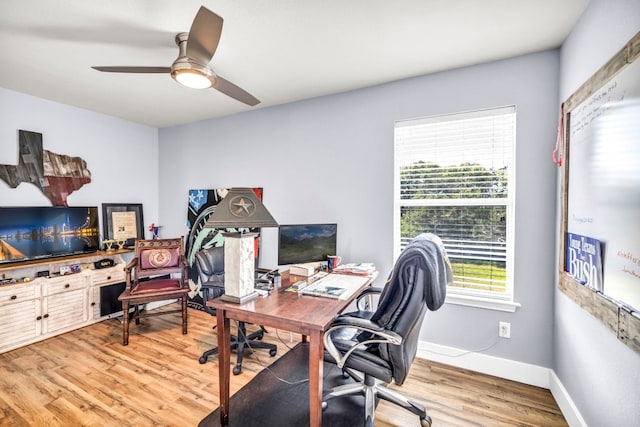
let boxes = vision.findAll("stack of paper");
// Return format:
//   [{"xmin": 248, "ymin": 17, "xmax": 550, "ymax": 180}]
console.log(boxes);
[{"xmin": 332, "ymin": 263, "xmax": 377, "ymax": 276}]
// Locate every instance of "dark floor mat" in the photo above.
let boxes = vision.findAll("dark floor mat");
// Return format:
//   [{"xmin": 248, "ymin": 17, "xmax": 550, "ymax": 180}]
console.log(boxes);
[{"xmin": 199, "ymin": 343, "xmax": 367, "ymax": 427}]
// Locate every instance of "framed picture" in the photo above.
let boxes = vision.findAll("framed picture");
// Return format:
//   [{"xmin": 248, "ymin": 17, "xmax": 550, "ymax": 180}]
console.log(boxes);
[{"xmin": 102, "ymin": 203, "xmax": 144, "ymax": 247}]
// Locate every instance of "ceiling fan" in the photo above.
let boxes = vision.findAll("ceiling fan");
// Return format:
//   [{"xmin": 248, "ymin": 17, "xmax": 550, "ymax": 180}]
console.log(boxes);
[{"xmin": 92, "ymin": 6, "xmax": 259, "ymax": 106}]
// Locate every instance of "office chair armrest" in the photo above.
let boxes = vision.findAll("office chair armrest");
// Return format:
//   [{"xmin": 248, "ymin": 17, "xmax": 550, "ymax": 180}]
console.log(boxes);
[
  {"xmin": 331, "ymin": 315, "xmax": 384, "ymax": 332},
  {"xmin": 324, "ymin": 317, "xmax": 402, "ymax": 369},
  {"xmin": 201, "ymin": 282, "xmax": 225, "ymax": 294},
  {"xmin": 200, "ymin": 272, "xmax": 225, "ymax": 287},
  {"xmin": 330, "ymin": 317, "xmax": 402, "ymax": 344},
  {"xmin": 201, "ymin": 280, "xmax": 224, "ymax": 288},
  {"xmin": 355, "ymin": 286, "xmax": 383, "ymax": 311},
  {"xmin": 200, "ymin": 277, "xmax": 225, "ymax": 302}
]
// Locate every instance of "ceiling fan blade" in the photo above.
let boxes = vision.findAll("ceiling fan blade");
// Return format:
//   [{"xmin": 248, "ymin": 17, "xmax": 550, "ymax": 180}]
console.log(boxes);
[
  {"xmin": 186, "ymin": 6, "xmax": 224, "ymax": 65},
  {"xmin": 92, "ymin": 66, "xmax": 171, "ymax": 73},
  {"xmin": 213, "ymin": 75, "xmax": 260, "ymax": 106}
]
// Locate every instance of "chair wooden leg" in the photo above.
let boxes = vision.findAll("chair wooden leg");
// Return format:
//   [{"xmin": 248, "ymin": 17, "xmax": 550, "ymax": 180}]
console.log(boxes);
[
  {"xmin": 181, "ymin": 296, "xmax": 188, "ymax": 335},
  {"xmin": 134, "ymin": 304, "xmax": 141, "ymax": 325},
  {"xmin": 122, "ymin": 301, "xmax": 130, "ymax": 346}
]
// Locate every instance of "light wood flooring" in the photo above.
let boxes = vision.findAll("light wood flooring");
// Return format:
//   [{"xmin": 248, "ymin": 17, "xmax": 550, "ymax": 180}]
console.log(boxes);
[{"xmin": 0, "ymin": 304, "xmax": 567, "ymax": 426}]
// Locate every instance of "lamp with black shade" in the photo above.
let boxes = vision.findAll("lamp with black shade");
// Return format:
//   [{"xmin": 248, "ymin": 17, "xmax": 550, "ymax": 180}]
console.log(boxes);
[{"xmin": 203, "ymin": 188, "xmax": 278, "ymax": 303}]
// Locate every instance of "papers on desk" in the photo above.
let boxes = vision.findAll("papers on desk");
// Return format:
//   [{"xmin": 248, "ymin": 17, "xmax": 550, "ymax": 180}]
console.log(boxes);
[
  {"xmin": 331, "ymin": 263, "xmax": 377, "ymax": 277},
  {"xmin": 300, "ymin": 274, "xmax": 371, "ymax": 300}
]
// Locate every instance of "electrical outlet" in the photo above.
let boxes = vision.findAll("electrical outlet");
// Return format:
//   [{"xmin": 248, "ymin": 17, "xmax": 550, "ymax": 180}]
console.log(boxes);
[{"xmin": 499, "ymin": 321, "xmax": 511, "ymax": 338}]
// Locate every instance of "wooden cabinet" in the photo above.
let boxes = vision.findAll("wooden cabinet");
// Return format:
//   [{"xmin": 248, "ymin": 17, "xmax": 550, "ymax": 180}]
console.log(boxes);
[
  {"xmin": 40, "ymin": 274, "xmax": 88, "ymax": 335},
  {"xmin": 89, "ymin": 264, "xmax": 127, "ymax": 321},
  {"xmin": 0, "ymin": 251, "xmax": 130, "ymax": 353},
  {"xmin": 0, "ymin": 276, "xmax": 90, "ymax": 351},
  {"xmin": 0, "ymin": 283, "xmax": 39, "ymax": 350}
]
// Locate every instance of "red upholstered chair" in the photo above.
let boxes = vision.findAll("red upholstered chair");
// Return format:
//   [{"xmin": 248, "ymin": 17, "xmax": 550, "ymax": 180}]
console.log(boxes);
[{"xmin": 118, "ymin": 237, "xmax": 189, "ymax": 345}]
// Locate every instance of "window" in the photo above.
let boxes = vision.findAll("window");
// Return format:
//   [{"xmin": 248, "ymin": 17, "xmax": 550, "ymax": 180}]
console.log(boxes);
[{"xmin": 394, "ymin": 106, "xmax": 519, "ymax": 311}]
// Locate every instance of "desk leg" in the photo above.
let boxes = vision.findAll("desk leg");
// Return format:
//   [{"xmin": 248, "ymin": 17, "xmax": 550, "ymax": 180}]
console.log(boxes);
[
  {"xmin": 309, "ymin": 329, "xmax": 324, "ymax": 427},
  {"xmin": 217, "ymin": 309, "xmax": 231, "ymax": 426}
]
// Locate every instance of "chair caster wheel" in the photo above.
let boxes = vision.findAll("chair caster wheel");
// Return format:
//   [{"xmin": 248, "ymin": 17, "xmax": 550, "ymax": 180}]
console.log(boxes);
[
  {"xmin": 198, "ymin": 356, "xmax": 207, "ymax": 364},
  {"xmin": 420, "ymin": 415, "xmax": 433, "ymax": 427},
  {"xmin": 269, "ymin": 349, "xmax": 277, "ymax": 357},
  {"xmin": 233, "ymin": 366, "xmax": 242, "ymax": 375}
]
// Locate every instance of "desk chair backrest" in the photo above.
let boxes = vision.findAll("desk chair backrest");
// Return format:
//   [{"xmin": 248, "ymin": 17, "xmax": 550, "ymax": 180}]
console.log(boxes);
[
  {"xmin": 369, "ymin": 233, "xmax": 452, "ymax": 384},
  {"xmin": 195, "ymin": 246, "xmax": 224, "ymax": 284},
  {"xmin": 130, "ymin": 237, "xmax": 187, "ymax": 285},
  {"xmin": 195, "ymin": 246, "xmax": 225, "ymax": 304}
]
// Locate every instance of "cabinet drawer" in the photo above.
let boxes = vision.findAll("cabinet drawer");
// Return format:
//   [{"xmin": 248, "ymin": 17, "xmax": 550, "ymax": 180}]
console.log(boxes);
[
  {"xmin": 44, "ymin": 275, "xmax": 86, "ymax": 295},
  {"xmin": 91, "ymin": 264, "xmax": 125, "ymax": 285},
  {"xmin": 0, "ymin": 283, "xmax": 37, "ymax": 306}
]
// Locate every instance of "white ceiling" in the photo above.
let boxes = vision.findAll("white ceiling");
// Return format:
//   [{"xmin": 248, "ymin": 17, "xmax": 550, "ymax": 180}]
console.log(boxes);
[{"xmin": 0, "ymin": 0, "xmax": 589, "ymax": 128}]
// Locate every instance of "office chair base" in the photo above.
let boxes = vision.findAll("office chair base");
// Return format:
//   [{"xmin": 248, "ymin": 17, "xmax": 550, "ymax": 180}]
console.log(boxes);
[
  {"xmin": 234, "ymin": 325, "xmax": 277, "ymax": 374},
  {"xmin": 198, "ymin": 324, "xmax": 277, "ymax": 375},
  {"xmin": 323, "ymin": 375, "xmax": 431, "ymax": 426},
  {"xmin": 199, "ymin": 346, "xmax": 221, "ymax": 364}
]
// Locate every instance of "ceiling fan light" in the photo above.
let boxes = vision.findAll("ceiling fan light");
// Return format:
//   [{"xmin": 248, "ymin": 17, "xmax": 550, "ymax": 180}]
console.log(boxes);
[{"xmin": 173, "ymin": 69, "xmax": 213, "ymax": 89}]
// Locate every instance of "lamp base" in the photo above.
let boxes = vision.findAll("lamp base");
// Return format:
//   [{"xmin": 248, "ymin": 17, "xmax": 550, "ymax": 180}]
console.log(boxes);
[
  {"xmin": 220, "ymin": 291, "xmax": 260, "ymax": 304},
  {"xmin": 222, "ymin": 232, "xmax": 258, "ymax": 301}
]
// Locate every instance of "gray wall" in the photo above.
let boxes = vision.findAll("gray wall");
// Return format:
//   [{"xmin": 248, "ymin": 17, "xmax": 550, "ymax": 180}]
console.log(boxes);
[
  {"xmin": 0, "ymin": 87, "xmax": 159, "ymax": 232},
  {"xmin": 556, "ymin": 0, "xmax": 640, "ymax": 425},
  {"xmin": 158, "ymin": 49, "xmax": 560, "ymax": 368}
]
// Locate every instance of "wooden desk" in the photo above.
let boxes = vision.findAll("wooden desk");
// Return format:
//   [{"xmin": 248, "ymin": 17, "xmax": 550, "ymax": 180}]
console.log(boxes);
[{"xmin": 209, "ymin": 272, "xmax": 375, "ymax": 427}]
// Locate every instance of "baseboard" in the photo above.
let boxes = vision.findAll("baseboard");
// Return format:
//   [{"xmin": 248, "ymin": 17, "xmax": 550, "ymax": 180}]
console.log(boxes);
[
  {"xmin": 548, "ymin": 370, "xmax": 588, "ymax": 427},
  {"xmin": 417, "ymin": 341, "xmax": 586, "ymax": 426},
  {"xmin": 417, "ymin": 341, "xmax": 551, "ymax": 388}
]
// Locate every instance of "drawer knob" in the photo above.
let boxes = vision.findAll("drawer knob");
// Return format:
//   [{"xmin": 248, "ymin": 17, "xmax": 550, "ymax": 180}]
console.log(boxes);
[
  {"xmin": 107, "ymin": 276, "xmax": 111, "ymax": 280},
  {"xmin": 36, "ymin": 315, "xmax": 42, "ymax": 320},
  {"xmin": 65, "ymin": 284, "xmax": 70, "ymax": 288},
  {"xmin": 43, "ymin": 313, "xmax": 49, "ymax": 319},
  {"xmin": 10, "ymin": 295, "xmax": 17, "ymax": 300},
  {"xmin": 91, "ymin": 302, "xmax": 96, "ymax": 306}
]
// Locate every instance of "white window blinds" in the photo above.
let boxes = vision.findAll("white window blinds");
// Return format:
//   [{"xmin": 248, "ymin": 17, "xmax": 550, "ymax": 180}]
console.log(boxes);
[{"xmin": 394, "ymin": 106, "xmax": 516, "ymax": 304}]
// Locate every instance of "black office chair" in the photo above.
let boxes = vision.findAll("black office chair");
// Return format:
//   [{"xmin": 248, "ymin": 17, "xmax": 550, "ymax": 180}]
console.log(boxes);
[
  {"xmin": 194, "ymin": 246, "xmax": 277, "ymax": 375},
  {"xmin": 323, "ymin": 233, "xmax": 452, "ymax": 427}
]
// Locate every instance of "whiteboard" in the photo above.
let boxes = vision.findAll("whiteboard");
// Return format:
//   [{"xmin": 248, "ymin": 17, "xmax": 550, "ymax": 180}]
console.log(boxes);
[{"xmin": 566, "ymin": 41, "xmax": 640, "ymax": 310}]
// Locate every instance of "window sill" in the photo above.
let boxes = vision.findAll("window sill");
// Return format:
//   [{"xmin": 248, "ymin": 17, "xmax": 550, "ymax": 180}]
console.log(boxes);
[{"xmin": 445, "ymin": 293, "xmax": 521, "ymax": 312}]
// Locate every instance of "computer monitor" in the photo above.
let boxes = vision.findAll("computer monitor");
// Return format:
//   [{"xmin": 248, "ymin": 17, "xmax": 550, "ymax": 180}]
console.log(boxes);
[{"xmin": 277, "ymin": 223, "xmax": 337, "ymax": 266}]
